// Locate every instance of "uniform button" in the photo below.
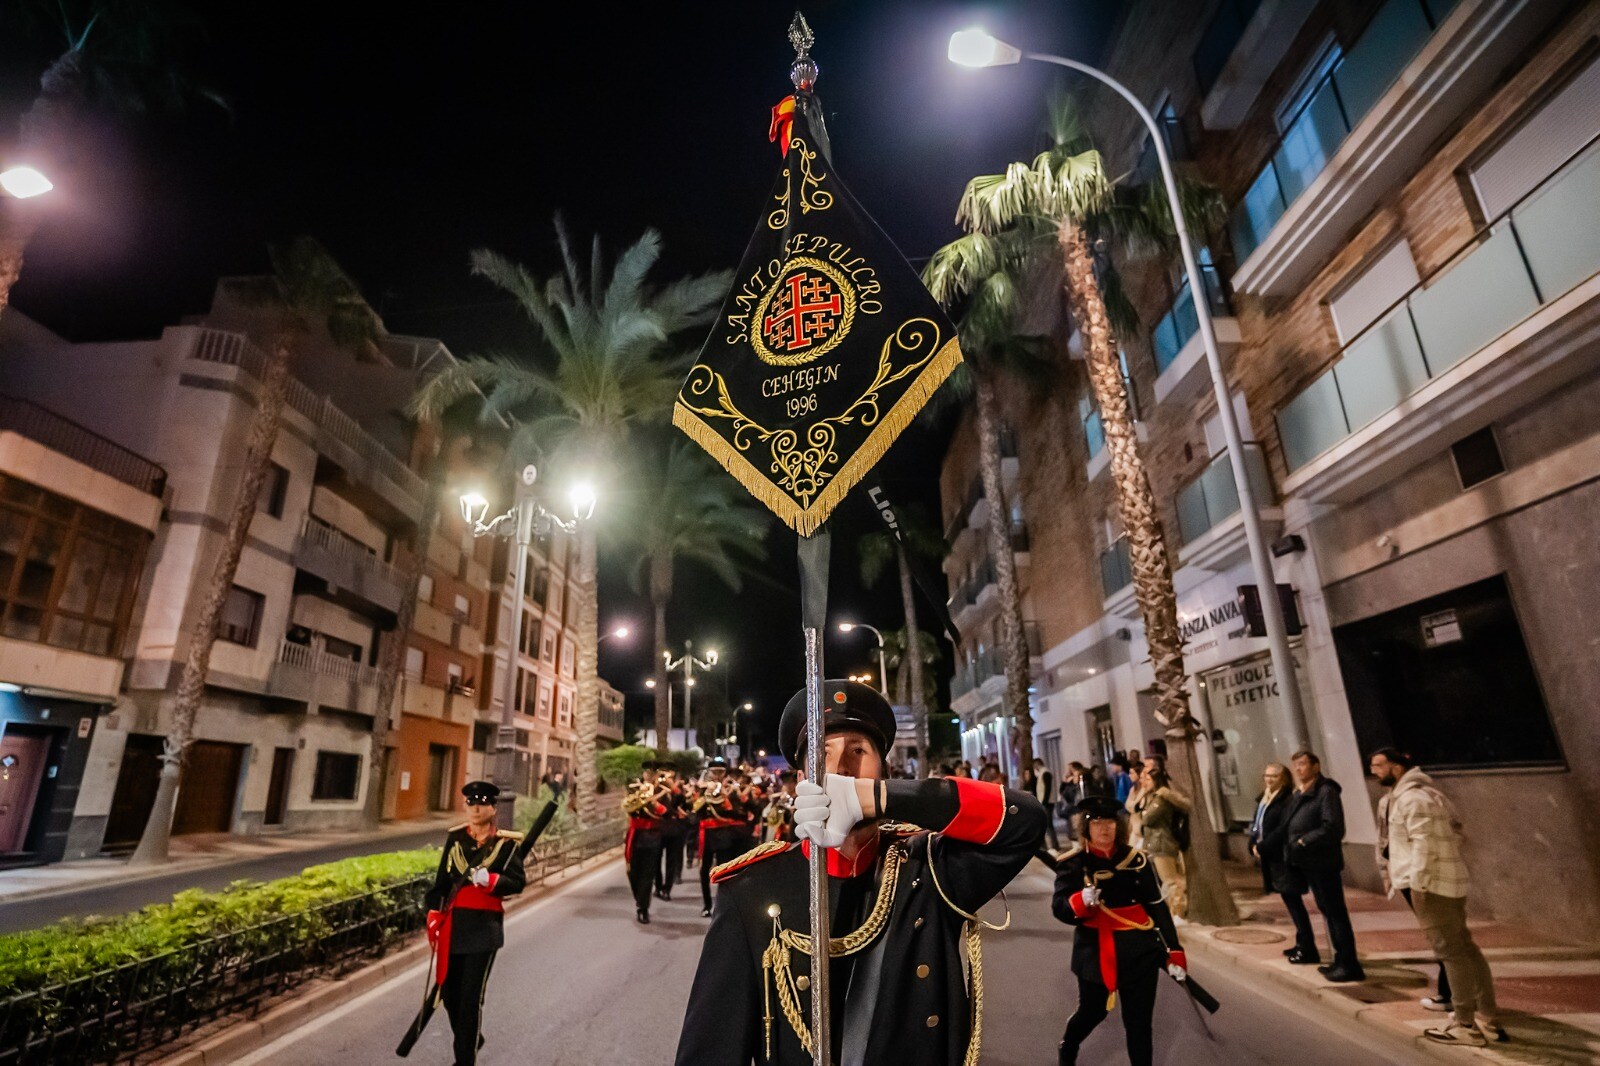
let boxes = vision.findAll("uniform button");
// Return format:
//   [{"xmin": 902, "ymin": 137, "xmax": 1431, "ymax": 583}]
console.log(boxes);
[
  {"xmin": 911, "ymin": 877, "xmax": 920, "ymax": 888},
  {"xmin": 926, "ymin": 1015, "xmax": 939, "ymax": 1027},
  {"xmin": 1008, "ymin": 804, "xmax": 1018, "ymax": 814},
  {"xmin": 796, "ymin": 976, "xmax": 810, "ymax": 991},
  {"xmin": 916, "ymin": 964, "xmax": 930, "ymax": 978},
  {"xmin": 914, "ymin": 917, "xmax": 924, "ymax": 928}
]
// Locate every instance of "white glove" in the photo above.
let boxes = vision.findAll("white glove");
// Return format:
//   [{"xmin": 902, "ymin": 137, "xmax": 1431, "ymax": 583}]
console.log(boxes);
[
  {"xmin": 1080, "ymin": 884, "xmax": 1101, "ymax": 908},
  {"xmin": 792, "ymin": 775, "xmax": 864, "ymax": 849},
  {"xmin": 1167, "ymin": 963, "xmax": 1188, "ymax": 982},
  {"xmin": 470, "ymin": 867, "xmax": 491, "ymax": 888}
]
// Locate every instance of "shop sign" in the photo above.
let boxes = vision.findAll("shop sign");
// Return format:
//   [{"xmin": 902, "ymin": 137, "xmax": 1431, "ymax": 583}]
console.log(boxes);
[
  {"xmin": 1178, "ymin": 597, "xmax": 1244, "ymax": 643},
  {"xmin": 1421, "ymin": 609, "xmax": 1463, "ymax": 647}
]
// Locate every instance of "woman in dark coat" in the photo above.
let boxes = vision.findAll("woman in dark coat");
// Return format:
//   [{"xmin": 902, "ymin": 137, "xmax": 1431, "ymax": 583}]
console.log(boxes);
[
  {"xmin": 1247, "ymin": 762, "xmax": 1293, "ymax": 894},
  {"xmin": 1050, "ymin": 796, "xmax": 1186, "ymax": 1066}
]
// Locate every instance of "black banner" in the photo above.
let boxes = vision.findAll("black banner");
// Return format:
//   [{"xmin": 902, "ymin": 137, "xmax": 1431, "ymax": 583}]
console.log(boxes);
[{"xmin": 675, "ymin": 93, "xmax": 962, "ymax": 535}]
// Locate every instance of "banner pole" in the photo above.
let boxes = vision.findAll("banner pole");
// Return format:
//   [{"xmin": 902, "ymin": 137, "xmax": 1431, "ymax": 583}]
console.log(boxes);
[{"xmin": 803, "ymin": 622, "xmax": 830, "ymax": 1064}]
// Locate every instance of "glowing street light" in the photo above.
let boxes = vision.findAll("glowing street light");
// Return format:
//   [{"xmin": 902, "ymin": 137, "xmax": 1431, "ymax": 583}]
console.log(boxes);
[
  {"xmin": 838, "ymin": 621, "xmax": 889, "ymax": 698},
  {"xmin": 946, "ymin": 28, "xmax": 1021, "ymax": 68},
  {"xmin": 0, "ymin": 166, "xmax": 53, "ymax": 200}
]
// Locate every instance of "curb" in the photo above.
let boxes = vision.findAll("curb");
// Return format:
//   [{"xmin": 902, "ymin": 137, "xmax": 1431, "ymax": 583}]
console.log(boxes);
[
  {"xmin": 1182, "ymin": 925, "xmax": 1515, "ymax": 1065},
  {"xmin": 0, "ymin": 821, "xmax": 455, "ymax": 908},
  {"xmin": 152, "ymin": 847, "xmax": 623, "ymax": 1066}
]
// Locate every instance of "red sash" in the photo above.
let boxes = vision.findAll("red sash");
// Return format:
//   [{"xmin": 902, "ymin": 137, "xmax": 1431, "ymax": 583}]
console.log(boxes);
[
  {"xmin": 698, "ymin": 815, "xmax": 742, "ymax": 854},
  {"xmin": 430, "ymin": 884, "xmax": 504, "ymax": 987},
  {"xmin": 625, "ymin": 815, "xmax": 660, "ymax": 863},
  {"xmin": 1082, "ymin": 903, "xmax": 1153, "ymax": 1003}
]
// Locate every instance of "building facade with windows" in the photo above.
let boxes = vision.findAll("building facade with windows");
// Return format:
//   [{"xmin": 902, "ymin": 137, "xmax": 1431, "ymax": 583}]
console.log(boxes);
[
  {"xmin": 0, "ymin": 286, "xmax": 460, "ymax": 848},
  {"xmin": 940, "ymin": 0, "xmax": 1600, "ymax": 939}
]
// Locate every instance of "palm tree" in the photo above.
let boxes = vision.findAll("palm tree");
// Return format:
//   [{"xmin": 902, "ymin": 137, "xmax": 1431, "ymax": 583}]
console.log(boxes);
[
  {"xmin": 856, "ymin": 503, "xmax": 946, "ymax": 777},
  {"xmin": 618, "ymin": 438, "xmax": 767, "ymax": 756},
  {"xmin": 1, "ymin": 1, "xmax": 224, "ymax": 317},
  {"xmin": 131, "ymin": 237, "xmax": 382, "ymax": 864},
  {"xmin": 924, "ymin": 232, "xmax": 1056, "ymax": 779},
  {"xmin": 936, "ymin": 92, "xmax": 1239, "ymax": 924},
  {"xmin": 411, "ymin": 220, "xmax": 730, "ymax": 826}
]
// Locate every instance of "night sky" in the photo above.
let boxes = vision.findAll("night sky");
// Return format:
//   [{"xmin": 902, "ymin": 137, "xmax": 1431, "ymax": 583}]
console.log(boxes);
[{"xmin": 0, "ymin": 0, "xmax": 1115, "ymax": 753}]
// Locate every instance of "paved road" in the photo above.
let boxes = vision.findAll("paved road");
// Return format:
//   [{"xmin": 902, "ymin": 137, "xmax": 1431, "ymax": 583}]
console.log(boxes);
[
  {"xmin": 0, "ymin": 826, "xmax": 446, "ymax": 933},
  {"xmin": 239, "ymin": 854, "xmax": 1399, "ymax": 1066}
]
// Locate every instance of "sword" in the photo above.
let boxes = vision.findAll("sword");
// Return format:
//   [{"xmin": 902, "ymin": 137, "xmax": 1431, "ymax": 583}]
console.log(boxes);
[{"xmin": 396, "ymin": 802, "xmax": 559, "ymax": 1056}]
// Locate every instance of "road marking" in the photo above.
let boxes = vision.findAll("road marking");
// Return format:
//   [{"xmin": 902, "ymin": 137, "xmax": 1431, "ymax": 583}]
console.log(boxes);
[{"xmin": 231, "ymin": 860, "xmax": 618, "ymax": 1066}]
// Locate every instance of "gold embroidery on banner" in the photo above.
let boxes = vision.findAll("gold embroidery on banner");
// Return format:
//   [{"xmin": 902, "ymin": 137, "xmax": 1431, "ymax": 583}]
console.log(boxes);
[
  {"xmin": 679, "ymin": 317, "xmax": 948, "ymax": 510},
  {"xmin": 766, "ymin": 136, "xmax": 833, "ymax": 231},
  {"xmin": 749, "ymin": 256, "xmax": 858, "ymax": 367}
]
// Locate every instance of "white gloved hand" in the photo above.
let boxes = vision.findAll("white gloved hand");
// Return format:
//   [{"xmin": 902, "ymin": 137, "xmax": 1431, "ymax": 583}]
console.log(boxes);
[
  {"xmin": 1167, "ymin": 963, "xmax": 1188, "ymax": 982},
  {"xmin": 792, "ymin": 775, "xmax": 864, "ymax": 849},
  {"xmin": 470, "ymin": 867, "xmax": 491, "ymax": 888},
  {"xmin": 1080, "ymin": 884, "xmax": 1101, "ymax": 908}
]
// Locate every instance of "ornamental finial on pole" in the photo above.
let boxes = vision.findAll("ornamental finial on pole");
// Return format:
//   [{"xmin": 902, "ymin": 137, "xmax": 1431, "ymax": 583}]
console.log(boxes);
[{"xmin": 789, "ymin": 11, "xmax": 818, "ymax": 90}]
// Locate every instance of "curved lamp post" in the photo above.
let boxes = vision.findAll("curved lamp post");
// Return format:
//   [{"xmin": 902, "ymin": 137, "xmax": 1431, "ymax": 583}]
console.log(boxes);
[
  {"xmin": 837, "ymin": 621, "xmax": 889, "ymax": 699},
  {"xmin": 948, "ymin": 30, "xmax": 1310, "ymax": 755}
]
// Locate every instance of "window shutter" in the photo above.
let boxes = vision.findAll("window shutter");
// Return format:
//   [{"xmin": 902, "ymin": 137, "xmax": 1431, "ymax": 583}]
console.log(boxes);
[
  {"xmin": 1473, "ymin": 56, "xmax": 1600, "ymax": 220},
  {"xmin": 1329, "ymin": 240, "xmax": 1420, "ymax": 343}
]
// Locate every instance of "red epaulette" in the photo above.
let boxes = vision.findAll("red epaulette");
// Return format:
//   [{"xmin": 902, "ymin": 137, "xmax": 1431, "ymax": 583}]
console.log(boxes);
[{"xmin": 710, "ymin": 840, "xmax": 793, "ymax": 884}]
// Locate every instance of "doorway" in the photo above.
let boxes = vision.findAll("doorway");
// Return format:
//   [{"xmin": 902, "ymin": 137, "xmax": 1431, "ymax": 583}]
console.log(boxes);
[
  {"xmin": 264, "ymin": 748, "xmax": 294, "ymax": 827},
  {"xmin": 1086, "ymin": 705, "xmax": 1116, "ymax": 768},
  {"xmin": 104, "ymin": 733, "xmax": 165, "ymax": 850},
  {"xmin": 172, "ymin": 740, "xmax": 243, "ymax": 835},
  {"xmin": 426, "ymin": 743, "xmax": 455, "ymax": 812},
  {"xmin": 0, "ymin": 727, "xmax": 50, "ymax": 854}
]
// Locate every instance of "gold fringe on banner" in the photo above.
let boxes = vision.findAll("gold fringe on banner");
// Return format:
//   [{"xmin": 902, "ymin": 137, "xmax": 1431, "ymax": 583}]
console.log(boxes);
[{"xmin": 674, "ymin": 335, "xmax": 962, "ymax": 535}]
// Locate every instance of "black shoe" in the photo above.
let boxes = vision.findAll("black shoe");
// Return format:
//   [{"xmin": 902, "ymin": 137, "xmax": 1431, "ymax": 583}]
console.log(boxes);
[
  {"xmin": 1286, "ymin": 948, "xmax": 1321, "ymax": 965},
  {"xmin": 701, "ymin": 906, "xmax": 712, "ymax": 918},
  {"xmin": 1319, "ymin": 965, "xmax": 1365, "ymax": 983},
  {"xmin": 1282, "ymin": 947, "xmax": 1299, "ymax": 957},
  {"xmin": 637, "ymin": 909, "xmax": 650, "ymax": 924}
]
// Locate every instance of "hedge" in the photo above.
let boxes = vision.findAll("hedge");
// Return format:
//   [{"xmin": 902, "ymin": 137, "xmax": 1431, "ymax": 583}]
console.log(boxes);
[{"xmin": 0, "ymin": 846, "xmax": 437, "ymax": 995}]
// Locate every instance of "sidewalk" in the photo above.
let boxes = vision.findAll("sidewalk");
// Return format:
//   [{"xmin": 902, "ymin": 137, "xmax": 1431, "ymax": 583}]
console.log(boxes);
[
  {"xmin": 0, "ymin": 814, "xmax": 457, "ymax": 906},
  {"xmin": 1181, "ymin": 863, "xmax": 1600, "ymax": 1064}
]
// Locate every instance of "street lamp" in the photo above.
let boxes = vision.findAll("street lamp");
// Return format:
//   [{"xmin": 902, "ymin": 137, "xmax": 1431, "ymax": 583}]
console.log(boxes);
[
  {"xmin": 461, "ymin": 463, "xmax": 597, "ymax": 824},
  {"xmin": 0, "ymin": 166, "xmax": 52, "ymax": 200},
  {"xmin": 948, "ymin": 29, "xmax": 1310, "ymax": 753},
  {"xmin": 838, "ymin": 621, "xmax": 889, "ymax": 699},
  {"xmin": 599, "ymin": 624, "xmax": 631, "ymax": 644},
  {"xmin": 663, "ymin": 641, "xmax": 718, "ymax": 753}
]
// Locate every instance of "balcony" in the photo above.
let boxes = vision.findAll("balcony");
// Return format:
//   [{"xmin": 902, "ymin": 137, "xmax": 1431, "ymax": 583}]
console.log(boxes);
[
  {"xmin": 1174, "ymin": 444, "xmax": 1281, "ymax": 573},
  {"xmin": 1099, "ymin": 538, "xmax": 1133, "ymax": 600},
  {"xmin": 1276, "ymin": 133, "xmax": 1600, "ymax": 501},
  {"xmin": 294, "ymin": 516, "xmax": 407, "ymax": 615},
  {"xmin": 1197, "ymin": 0, "xmax": 1318, "ymax": 130},
  {"xmin": 1151, "ymin": 256, "xmax": 1242, "ymax": 407},
  {"xmin": 0, "ymin": 395, "xmax": 167, "ymax": 496},
  {"xmin": 1229, "ymin": 0, "xmax": 1553, "ymax": 297},
  {"xmin": 187, "ymin": 328, "xmax": 427, "ymax": 520},
  {"xmin": 268, "ymin": 638, "xmax": 379, "ymax": 716}
]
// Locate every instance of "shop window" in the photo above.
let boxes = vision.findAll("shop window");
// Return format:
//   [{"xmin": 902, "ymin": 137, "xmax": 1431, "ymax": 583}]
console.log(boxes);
[
  {"xmin": 256, "ymin": 463, "xmax": 290, "ymax": 519},
  {"xmin": 218, "ymin": 586, "xmax": 264, "ymax": 648},
  {"xmin": 1334, "ymin": 574, "xmax": 1561, "ymax": 771},
  {"xmin": 311, "ymin": 751, "xmax": 361, "ymax": 801}
]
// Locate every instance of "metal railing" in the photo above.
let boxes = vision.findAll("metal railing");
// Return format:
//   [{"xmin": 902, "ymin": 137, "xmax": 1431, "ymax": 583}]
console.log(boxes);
[
  {"xmin": 1276, "ymin": 131, "xmax": 1600, "ymax": 471},
  {"xmin": 1174, "ymin": 444, "xmax": 1275, "ymax": 546},
  {"xmin": 299, "ymin": 515, "xmax": 406, "ymax": 587},
  {"xmin": 1152, "ymin": 251, "xmax": 1231, "ymax": 375},
  {"xmin": 1229, "ymin": 0, "xmax": 1459, "ymax": 264},
  {"xmin": 190, "ymin": 329, "xmax": 426, "ymax": 502},
  {"xmin": 0, "ymin": 395, "xmax": 166, "ymax": 496},
  {"xmin": 0, "ymin": 822, "xmax": 624, "ymax": 1065}
]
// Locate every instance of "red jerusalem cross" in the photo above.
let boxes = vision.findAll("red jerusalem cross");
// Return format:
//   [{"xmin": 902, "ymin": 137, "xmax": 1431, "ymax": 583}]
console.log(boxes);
[{"xmin": 764, "ymin": 272, "xmax": 842, "ymax": 352}]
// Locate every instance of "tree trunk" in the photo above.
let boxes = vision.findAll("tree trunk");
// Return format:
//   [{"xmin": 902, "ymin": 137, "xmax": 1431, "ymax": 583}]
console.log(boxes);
[
  {"xmin": 572, "ymin": 524, "xmax": 601, "ymax": 827},
  {"xmin": 973, "ymin": 371, "xmax": 1034, "ymax": 780},
  {"xmin": 896, "ymin": 545, "xmax": 929, "ymax": 778},
  {"xmin": 650, "ymin": 551, "xmax": 673, "ymax": 756},
  {"xmin": 0, "ymin": 220, "xmax": 35, "ymax": 324},
  {"xmin": 1058, "ymin": 221, "xmax": 1238, "ymax": 925},
  {"xmin": 364, "ymin": 449, "xmax": 444, "ymax": 829},
  {"xmin": 130, "ymin": 333, "xmax": 294, "ymax": 865},
  {"xmin": 0, "ymin": 48, "xmax": 85, "ymax": 324}
]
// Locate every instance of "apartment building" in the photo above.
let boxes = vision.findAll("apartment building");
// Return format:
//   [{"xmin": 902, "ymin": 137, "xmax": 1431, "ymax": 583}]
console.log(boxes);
[
  {"xmin": 941, "ymin": 0, "xmax": 1600, "ymax": 939},
  {"xmin": 0, "ymin": 388, "xmax": 164, "ymax": 865},
  {"xmin": 0, "ymin": 284, "xmax": 466, "ymax": 847},
  {"xmin": 598, "ymin": 678, "xmax": 625, "ymax": 750}
]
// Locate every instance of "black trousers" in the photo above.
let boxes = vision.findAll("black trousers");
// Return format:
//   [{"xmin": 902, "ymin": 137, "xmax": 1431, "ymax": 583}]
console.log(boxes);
[
  {"xmin": 629, "ymin": 833, "xmax": 663, "ymax": 913},
  {"xmin": 442, "ymin": 950, "xmax": 495, "ymax": 1066},
  {"xmin": 659, "ymin": 832, "xmax": 684, "ymax": 892},
  {"xmin": 698, "ymin": 830, "xmax": 746, "ymax": 909},
  {"xmin": 1059, "ymin": 969, "xmax": 1158, "ymax": 1066},
  {"xmin": 1283, "ymin": 866, "xmax": 1360, "ymax": 969}
]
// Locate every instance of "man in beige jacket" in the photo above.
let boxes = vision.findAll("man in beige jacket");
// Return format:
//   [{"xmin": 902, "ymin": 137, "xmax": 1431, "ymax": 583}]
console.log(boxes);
[{"xmin": 1369, "ymin": 748, "xmax": 1505, "ymax": 1047}]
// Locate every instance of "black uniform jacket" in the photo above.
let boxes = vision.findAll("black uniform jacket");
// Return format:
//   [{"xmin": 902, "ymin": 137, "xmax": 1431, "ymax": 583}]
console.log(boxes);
[
  {"xmin": 424, "ymin": 826, "xmax": 527, "ymax": 954},
  {"xmin": 1051, "ymin": 844, "xmax": 1180, "ymax": 986},
  {"xmin": 676, "ymin": 777, "xmax": 1046, "ymax": 1066}
]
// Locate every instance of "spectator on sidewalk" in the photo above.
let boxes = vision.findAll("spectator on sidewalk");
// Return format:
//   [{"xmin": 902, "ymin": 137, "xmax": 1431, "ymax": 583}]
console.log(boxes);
[
  {"xmin": 1373, "ymin": 753, "xmax": 1451, "ymax": 1016},
  {"xmin": 1109, "ymin": 755, "xmax": 1134, "ymax": 803},
  {"xmin": 1031, "ymin": 758, "xmax": 1061, "ymax": 849},
  {"xmin": 1369, "ymin": 748, "xmax": 1507, "ymax": 1047},
  {"xmin": 1081, "ymin": 763, "xmax": 1113, "ymax": 799},
  {"xmin": 1282, "ymin": 749, "xmax": 1364, "ymax": 983},
  {"xmin": 1132, "ymin": 759, "xmax": 1191, "ymax": 919},
  {"xmin": 1247, "ymin": 763, "xmax": 1292, "ymax": 896}
]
